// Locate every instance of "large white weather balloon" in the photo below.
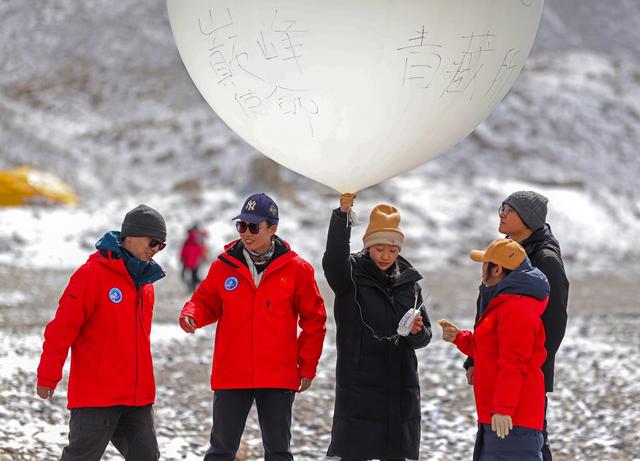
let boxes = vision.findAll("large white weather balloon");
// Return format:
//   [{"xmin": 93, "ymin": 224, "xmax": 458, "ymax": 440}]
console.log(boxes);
[{"xmin": 168, "ymin": 0, "xmax": 544, "ymax": 192}]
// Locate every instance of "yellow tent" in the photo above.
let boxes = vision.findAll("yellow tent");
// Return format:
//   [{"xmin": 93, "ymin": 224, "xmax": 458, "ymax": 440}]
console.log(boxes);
[{"xmin": 0, "ymin": 166, "xmax": 78, "ymax": 206}]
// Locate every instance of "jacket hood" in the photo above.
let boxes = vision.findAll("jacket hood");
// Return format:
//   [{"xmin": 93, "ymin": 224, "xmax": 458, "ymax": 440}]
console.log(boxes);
[
  {"xmin": 518, "ymin": 224, "xmax": 562, "ymax": 259},
  {"xmin": 185, "ymin": 230, "xmax": 199, "ymax": 243},
  {"xmin": 95, "ymin": 231, "xmax": 165, "ymax": 287},
  {"xmin": 96, "ymin": 231, "xmax": 125, "ymax": 255},
  {"xmin": 498, "ymin": 257, "xmax": 550, "ymax": 300},
  {"xmin": 493, "ymin": 256, "xmax": 550, "ymax": 301},
  {"xmin": 478, "ymin": 256, "xmax": 549, "ymax": 315},
  {"xmin": 352, "ymin": 250, "xmax": 422, "ymax": 288}
]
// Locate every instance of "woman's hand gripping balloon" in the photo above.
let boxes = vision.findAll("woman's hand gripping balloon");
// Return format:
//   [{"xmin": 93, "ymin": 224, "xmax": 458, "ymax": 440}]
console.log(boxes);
[{"xmin": 339, "ymin": 193, "xmax": 356, "ymax": 213}]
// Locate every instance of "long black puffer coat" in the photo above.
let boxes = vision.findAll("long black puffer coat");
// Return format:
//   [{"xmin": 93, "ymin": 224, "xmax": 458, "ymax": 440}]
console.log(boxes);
[{"xmin": 323, "ymin": 209, "xmax": 432, "ymax": 460}]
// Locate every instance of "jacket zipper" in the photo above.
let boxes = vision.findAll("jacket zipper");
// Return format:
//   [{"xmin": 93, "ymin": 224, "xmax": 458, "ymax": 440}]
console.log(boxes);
[
  {"xmin": 221, "ymin": 251, "xmax": 292, "ymax": 387},
  {"xmin": 134, "ymin": 289, "xmax": 141, "ymax": 405},
  {"xmin": 250, "ymin": 285, "xmax": 254, "ymax": 387},
  {"xmin": 109, "ymin": 257, "xmax": 142, "ymax": 405}
]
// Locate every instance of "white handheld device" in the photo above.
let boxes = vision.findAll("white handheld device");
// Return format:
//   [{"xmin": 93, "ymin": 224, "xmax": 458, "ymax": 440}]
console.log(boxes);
[{"xmin": 397, "ymin": 308, "xmax": 421, "ymax": 337}]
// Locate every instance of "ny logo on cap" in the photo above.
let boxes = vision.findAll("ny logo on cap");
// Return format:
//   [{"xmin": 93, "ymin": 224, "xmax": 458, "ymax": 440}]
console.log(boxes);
[{"xmin": 246, "ymin": 200, "xmax": 257, "ymax": 211}]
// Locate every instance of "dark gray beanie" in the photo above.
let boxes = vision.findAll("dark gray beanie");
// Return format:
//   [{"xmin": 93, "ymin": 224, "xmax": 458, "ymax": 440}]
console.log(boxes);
[
  {"xmin": 503, "ymin": 191, "xmax": 548, "ymax": 231},
  {"xmin": 121, "ymin": 204, "xmax": 166, "ymax": 241}
]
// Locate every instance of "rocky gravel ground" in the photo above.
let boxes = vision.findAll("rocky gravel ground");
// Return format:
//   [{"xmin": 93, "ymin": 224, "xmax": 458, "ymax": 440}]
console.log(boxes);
[{"xmin": 1, "ymin": 266, "xmax": 639, "ymax": 460}]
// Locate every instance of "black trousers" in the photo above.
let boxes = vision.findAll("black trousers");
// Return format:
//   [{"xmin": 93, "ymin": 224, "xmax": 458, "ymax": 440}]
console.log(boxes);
[
  {"xmin": 542, "ymin": 395, "xmax": 552, "ymax": 461},
  {"xmin": 182, "ymin": 266, "xmax": 201, "ymax": 292},
  {"xmin": 204, "ymin": 388, "xmax": 295, "ymax": 461},
  {"xmin": 60, "ymin": 404, "xmax": 159, "ymax": 461}
]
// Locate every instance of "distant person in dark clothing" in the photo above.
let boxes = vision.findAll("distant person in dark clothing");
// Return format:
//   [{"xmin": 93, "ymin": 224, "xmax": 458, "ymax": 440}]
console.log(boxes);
[
  {"xmin": 180, "ymin": 224, "xmax": 208, "ymax": 292},
  {"xmin": 463, "ymin": 191, "xmax": 569, "ymax": 461},
  {"xmin": 323, "ymin": 193, "xmax": 432, "ymax": 461}
]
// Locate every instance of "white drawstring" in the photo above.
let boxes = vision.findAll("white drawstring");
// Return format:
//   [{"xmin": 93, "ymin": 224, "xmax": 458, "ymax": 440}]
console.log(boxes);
[{"xmin": 347, "ymin": 256, "xmax": 431, "ymax": 345}]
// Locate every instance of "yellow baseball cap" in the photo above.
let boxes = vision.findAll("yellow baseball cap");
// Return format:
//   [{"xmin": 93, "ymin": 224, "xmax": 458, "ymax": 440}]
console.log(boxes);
[{"xmin": 469, "ymin": 238, "xmax": 526, "ymax": 270}]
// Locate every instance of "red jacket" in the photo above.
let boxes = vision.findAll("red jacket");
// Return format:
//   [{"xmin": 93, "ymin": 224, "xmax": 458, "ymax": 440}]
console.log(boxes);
[
  {"xmin": 181, "ymin": 240, "xmax": 327, "ymax": 390},
  {"xmin": 37, "ymin": 251, "xmax": 157, "ymax": 409},
  {"xmin": 180, "ymin": 229, "xmax": 206, "ymax": 269},
  {"xmin": 454, "ymin": 293, "xmax": 547, "ymax": 430}
]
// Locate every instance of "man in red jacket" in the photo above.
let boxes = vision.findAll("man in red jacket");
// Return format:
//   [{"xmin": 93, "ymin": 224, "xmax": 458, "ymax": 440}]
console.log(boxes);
[
  {"xmin": 439, "ymin": 238, "xmax": 549, "ymax": 461},
  {"xmin": 36, "ymin": 204, "xmax": 167, "ymax": 461},
  {"xmin": 180, "ymin": 192, "xmax": 327, "ymax": 461}
]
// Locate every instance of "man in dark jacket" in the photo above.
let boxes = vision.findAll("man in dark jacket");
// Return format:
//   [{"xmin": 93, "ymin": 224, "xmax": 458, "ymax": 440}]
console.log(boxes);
[
  {"xmin": 464, "ymin": 190, "xmax": 569, "ymax": 461},
  {"xmin": 36, "ymin": 204, "xmax": 167, "ymax": 461},
  {"xmin": 323, "ymin": 193, "xmax": 432, "ymax": 461}
]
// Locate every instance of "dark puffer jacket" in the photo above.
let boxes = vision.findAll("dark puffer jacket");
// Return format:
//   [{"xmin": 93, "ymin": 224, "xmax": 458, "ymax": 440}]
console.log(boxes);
[
  {"xmin": 521, "ymin": 225, "xmax": 569, "ymax": 392},
  {"xmin": 323, "ymin": 209, "xmax": 432, "ymax": 460},
  {"xmin": 464, "ymin": 225, "xmax": 569, "ymax": 392}
]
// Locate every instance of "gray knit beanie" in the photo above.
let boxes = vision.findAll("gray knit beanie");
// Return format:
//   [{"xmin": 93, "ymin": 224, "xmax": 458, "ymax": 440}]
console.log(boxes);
[
  {"xmin": 121, "ymin": 204, "xmax": 166, "ymax": 241},
  {"xmin": 503, "ymin": 191, "xmax": 548, "ymax": 231}
]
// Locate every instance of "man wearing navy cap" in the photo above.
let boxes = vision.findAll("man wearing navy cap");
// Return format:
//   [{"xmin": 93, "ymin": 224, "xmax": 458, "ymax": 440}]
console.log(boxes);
[{"xmin": 180, "ymin": 192, "xmax": 327, "ymax": 461}]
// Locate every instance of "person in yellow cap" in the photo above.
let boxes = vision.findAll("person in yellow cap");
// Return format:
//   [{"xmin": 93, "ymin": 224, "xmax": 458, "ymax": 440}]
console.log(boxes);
[
  {"xmin": 462, "ymin": 191, "xmax": 569, "ymax": 461},
  {"xmin": 438, "ymin": 238, "xmax": 550, "ymax": 461},
  {"xmin": 323, "ymin": 193, "xmax": 432, "ymax": 461}
]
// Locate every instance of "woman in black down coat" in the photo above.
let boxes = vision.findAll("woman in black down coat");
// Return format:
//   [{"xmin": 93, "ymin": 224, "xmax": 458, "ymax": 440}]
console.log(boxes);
[{"xmin": 323, "ymin": 194, "xmax": 432, "ymax": 461}]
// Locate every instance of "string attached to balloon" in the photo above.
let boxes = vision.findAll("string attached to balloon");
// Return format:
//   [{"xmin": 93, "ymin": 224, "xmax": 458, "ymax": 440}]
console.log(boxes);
[
  {"xmin": 347, "ymin": 259, "xmax": 432, "ymax": 345},
  {"xmin": 346, "ymin": 207, "xmax": 359, "ymax": 227}
]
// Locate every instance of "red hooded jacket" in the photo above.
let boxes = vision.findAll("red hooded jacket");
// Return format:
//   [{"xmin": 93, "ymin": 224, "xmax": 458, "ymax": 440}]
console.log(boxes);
[
  {"xmin": 37, "ymin": 251, "xmax": 157, "ymax": 409},
  {"xmin": 180, "ymin": 229, "xmax": 206, "ymax": 269},
  {"xmin": 454, "ymin": 293, "xmax": 548, "ymax": 430},
  {"xmin": 180, "ymin": 239, "xmax": 327, "ymax": 390}
]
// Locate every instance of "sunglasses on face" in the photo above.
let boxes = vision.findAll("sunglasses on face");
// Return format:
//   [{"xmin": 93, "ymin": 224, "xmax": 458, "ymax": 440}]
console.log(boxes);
[
  {"xmin": 236, "ymin": 221, "xmax": 261, "ymax": 234},
  {"xmin": 148, "ymin": 239, "xmax": 166, "ymax": 251},
  {"xmin": 498, "ymin": 204, "xmax": 514, "ymax": 217}
]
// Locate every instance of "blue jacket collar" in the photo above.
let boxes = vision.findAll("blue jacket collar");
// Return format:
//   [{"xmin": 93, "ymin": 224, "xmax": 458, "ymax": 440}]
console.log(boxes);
[
  {"xmin": 478, "ymin": 257, "xmax": 549, "ymax": 315},
  {"xmin": 95, "ymin": 231, "xmax": 165, "ymax": 288}
]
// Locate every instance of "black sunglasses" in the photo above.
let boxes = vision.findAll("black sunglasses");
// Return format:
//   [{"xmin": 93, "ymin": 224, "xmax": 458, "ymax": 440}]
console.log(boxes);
[
  {"xmin": 148, "ymin": 238, "xmax": 166, "ymax": 251},
  {"xmin": 236, "ymin": 221, "xmax": 261, "ymax": 235}
]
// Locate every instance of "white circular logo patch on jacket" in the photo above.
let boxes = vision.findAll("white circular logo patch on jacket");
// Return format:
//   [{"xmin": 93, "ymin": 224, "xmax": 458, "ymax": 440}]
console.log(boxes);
[
  {"xmin": 109, "ymin": 288, "xmax": 123, "ymax": 303},
  {"xmin": 224, "ymin": 276, "xmax": 239, "ymax": 291}
]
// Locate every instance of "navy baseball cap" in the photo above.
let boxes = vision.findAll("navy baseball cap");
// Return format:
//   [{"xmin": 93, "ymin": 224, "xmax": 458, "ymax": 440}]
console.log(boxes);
[{"xmin": 233, "ymin": 193, "xmax": 279, "ymax": 224}]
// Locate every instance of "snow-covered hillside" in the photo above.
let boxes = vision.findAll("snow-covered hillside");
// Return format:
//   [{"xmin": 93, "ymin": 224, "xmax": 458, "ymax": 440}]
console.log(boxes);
[
  {"xmin": 1, "ymin": 3, "xmax": 640, "ymax": 461},
  {"xmin": 1, "ymin": 1, "xmax": 639, "ymax": 274}
]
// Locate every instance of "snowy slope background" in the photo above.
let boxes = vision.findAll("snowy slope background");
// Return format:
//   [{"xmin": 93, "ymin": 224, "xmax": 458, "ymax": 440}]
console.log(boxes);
[
  {"xmin": 1, "ymin": 1, "xmax": 640, "ymax": 461},
  {"xmin": 0, "ymin": 0, "xmax": 639, "ymax": 275}
]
